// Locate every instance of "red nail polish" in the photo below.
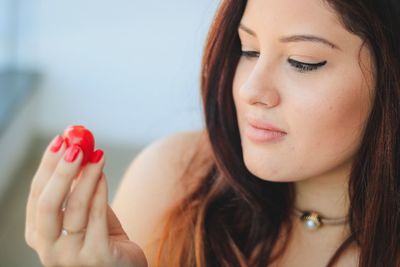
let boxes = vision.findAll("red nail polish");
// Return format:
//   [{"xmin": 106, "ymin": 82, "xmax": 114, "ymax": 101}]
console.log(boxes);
[
  {"xmin": 89, "ymin": 149, "xmax": 104, "ymax": 163},
  {"xmin": 50, "ymin": 135, "xmax": 64, "ymax": 153},
  {"xmin": 64, "ymin": 145, "xmax": 81, "ymax": 162}
]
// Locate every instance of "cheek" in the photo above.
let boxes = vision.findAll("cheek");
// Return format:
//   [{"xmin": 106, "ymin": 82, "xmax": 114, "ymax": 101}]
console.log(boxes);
[
  {"xmin": 232, "ymin": 60, "xmax": 250, "ymax": 126},
  {"xmin": 232, "ymin": 59, "xmax": 249, "ymax": 104},
  {"xmin": 291, "ymin": 68, "xmax": 373, "ymax": 171},
  {"xmin": 292, "ymin": 46, "xmax": 375, "ymax": 170}
]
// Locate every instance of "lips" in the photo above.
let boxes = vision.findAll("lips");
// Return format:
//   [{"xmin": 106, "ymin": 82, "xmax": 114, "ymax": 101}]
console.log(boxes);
[
  {"xmin": 243, "ymin": 114, "xmax": 287, "ymax": 143},
  {"xmin": 245, "ymin": 114, "xmax": 286, "ymax": 133}
]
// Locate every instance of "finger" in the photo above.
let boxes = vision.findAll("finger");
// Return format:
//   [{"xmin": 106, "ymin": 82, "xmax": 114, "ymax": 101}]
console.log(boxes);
[
  {"xmin": 36, "ymin": 145, "xmax": 83, "ymax": 243},
  {"xmin": 25, "ymin": 135, "xmax": 68, "ymax": 246},
  {"xmin": 83, "ymin": 173, "xmax": 110, "ymax": 253},
  {"xmin": 61, "ymin": 150, "xmax": 105, "ymax": 240},
  {"xmin": 107, "ymin": 204, "xmax": 129, "ymax": 238}
]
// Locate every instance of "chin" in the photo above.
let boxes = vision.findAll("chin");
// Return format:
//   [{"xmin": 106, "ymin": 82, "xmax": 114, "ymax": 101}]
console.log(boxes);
[
  {"xmin": 253, "ymin": 173, "xmax": 294, "ymax": 183},
  {"xmin": 243, "ymin": 155, "xmax": 286, "ymax": 182},
  {"xmin": 242, "ymin": 154, "xmax": 308, "ymax": 183}
]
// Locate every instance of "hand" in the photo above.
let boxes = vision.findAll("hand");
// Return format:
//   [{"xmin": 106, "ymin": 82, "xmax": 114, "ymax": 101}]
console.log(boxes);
[{"xmin": 25, "ymin": 135, "xmax": 148, "ymax": 267}]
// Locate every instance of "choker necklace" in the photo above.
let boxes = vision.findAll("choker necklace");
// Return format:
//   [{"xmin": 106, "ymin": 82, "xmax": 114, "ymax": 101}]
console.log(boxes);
[{"xmin": 292, "ymin": 207, "xmax": 349, "ymax": 230}]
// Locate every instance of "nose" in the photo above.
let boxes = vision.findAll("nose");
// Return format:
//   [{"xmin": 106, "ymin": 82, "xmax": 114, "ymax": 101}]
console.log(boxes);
[{"xmin": 238, "ymin": 62, "xmax": 281, "ymax": 108}]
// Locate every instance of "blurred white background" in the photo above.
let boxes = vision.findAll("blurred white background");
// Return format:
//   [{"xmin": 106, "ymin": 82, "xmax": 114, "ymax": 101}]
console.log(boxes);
[
  {"xmin": 18, "ymin": 0, "xmax": 219, "ymax": 145},
  {"xmin": 0, "ymin": 0, "xmax": 219, "ymax": 189},
  {"xmin": 0, "ymin": 1, "xmax": 219, "ymax": 265}
]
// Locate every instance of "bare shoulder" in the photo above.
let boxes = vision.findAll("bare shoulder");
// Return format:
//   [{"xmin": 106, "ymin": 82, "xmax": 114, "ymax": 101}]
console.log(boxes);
[{"xmin": 111, "ymin": 129, "xmax": 212, "ymax": 263}]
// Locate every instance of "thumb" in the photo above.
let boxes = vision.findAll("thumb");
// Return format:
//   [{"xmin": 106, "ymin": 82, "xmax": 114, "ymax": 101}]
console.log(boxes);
[
  {"xmin": 107, "ymin": 205, "xmax": 148, "ymax": 267},
  {"xmin": 107, "ymin": 204, "xmax": 129, "ymax": 239}
]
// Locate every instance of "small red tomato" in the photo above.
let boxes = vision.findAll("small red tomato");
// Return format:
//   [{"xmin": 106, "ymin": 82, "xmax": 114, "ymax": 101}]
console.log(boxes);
[{"xmin": 62, "ymin": 125, "xmax": 95, "ymax": 166}]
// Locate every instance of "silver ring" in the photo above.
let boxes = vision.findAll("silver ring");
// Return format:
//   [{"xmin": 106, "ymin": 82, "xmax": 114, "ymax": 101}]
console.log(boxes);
[{"xmin": 61, "ymin": 227, "xmax": 86, "ymax": 236}]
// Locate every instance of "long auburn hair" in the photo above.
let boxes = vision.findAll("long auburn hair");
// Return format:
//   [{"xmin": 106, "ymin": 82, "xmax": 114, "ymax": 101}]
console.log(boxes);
[{"xmin": 155, "ymin": 0, "xmax": 400, "ymax": 266}]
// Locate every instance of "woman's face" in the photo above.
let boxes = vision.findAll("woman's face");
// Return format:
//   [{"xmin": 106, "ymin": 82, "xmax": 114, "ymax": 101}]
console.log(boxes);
[{"xmin": 233, "ymin": 0, "xmax": 376, "ymax": 182}]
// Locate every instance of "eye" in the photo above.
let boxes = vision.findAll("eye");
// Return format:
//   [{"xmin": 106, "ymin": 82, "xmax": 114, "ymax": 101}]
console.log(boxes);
[
  {"xmin": 241, "ymin": 50, "xmax": 260, "ymax": 59},
  {"xmin": 288, "ymin": 58, "xmax": 327, "ymax": 73},
  {"xmin": 240, "ymin": 50, "xmax": 327, "ymax": 73}
]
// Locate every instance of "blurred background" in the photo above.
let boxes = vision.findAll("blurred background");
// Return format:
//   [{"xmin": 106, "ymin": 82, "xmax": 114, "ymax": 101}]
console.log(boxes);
[{"xmin": 0, "ymin": 0, "xmax": 219, "ymax": 265}]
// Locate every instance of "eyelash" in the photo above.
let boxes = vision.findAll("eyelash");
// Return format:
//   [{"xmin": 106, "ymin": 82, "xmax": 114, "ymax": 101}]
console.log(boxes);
[{"xmin": 240, "ymin": 50, "xmax": 327, "ymax": 73}]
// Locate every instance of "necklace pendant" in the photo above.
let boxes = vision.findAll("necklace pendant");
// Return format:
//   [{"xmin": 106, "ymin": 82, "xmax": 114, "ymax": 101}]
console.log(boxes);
[{"xmin": 300, "ymin": 211, "xmax": 322, "ymax": 230}]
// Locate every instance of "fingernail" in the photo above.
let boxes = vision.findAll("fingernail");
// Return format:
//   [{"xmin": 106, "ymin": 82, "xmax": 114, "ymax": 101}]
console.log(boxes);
[
  {"xmin": 50, "ymin": 135, "xmax": 64, "ymax": 153},
  {"xmin": 89, "ymin": 149, "xmax": 104, "ymax": 163},
  {"xmin": 64, "ymin": 145, "xmax": 81, "ymax": 162}
]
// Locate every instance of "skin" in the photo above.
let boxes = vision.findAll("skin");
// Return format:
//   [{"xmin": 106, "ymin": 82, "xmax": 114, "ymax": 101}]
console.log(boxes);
[
  {"xmin": 25, "ymin": 130, "xmax": 206, "ymax": 267},
  {"xmin": 232, "ymin": 0, "xmax": 375, "ymax": 258},
  {"xmin": 25, "ymin": 137, "xmax": 147, "ymax": 267}
]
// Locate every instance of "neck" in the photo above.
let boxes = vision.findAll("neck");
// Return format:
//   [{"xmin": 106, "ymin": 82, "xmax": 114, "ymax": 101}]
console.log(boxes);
[{"xmin": 293, "ymin": 161, "xmax": 351, "ymax": 219}]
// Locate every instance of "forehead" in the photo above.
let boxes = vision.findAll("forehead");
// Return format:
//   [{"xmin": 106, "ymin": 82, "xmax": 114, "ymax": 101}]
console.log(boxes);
[{"xmin": 240, "ymin": 0, "xmax": 346, "ymax": 41}]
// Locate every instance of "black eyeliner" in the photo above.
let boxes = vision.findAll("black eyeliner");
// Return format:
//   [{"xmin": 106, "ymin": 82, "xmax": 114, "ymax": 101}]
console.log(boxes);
[{"xmin": 288, "ymin": 58, "xmax": 327, "ymax": 67}]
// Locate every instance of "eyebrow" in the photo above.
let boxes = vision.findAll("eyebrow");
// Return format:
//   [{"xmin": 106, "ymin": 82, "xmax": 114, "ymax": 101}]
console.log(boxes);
[{"xmin": 238, "ymin": 23, "xmax": 341, "ymax": 51}]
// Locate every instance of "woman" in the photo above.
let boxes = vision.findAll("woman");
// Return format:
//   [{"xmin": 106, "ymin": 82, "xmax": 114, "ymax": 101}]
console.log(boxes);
[{"xmin": 25, "ymin": 0, "xmax": 400, "ymax": 266}]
